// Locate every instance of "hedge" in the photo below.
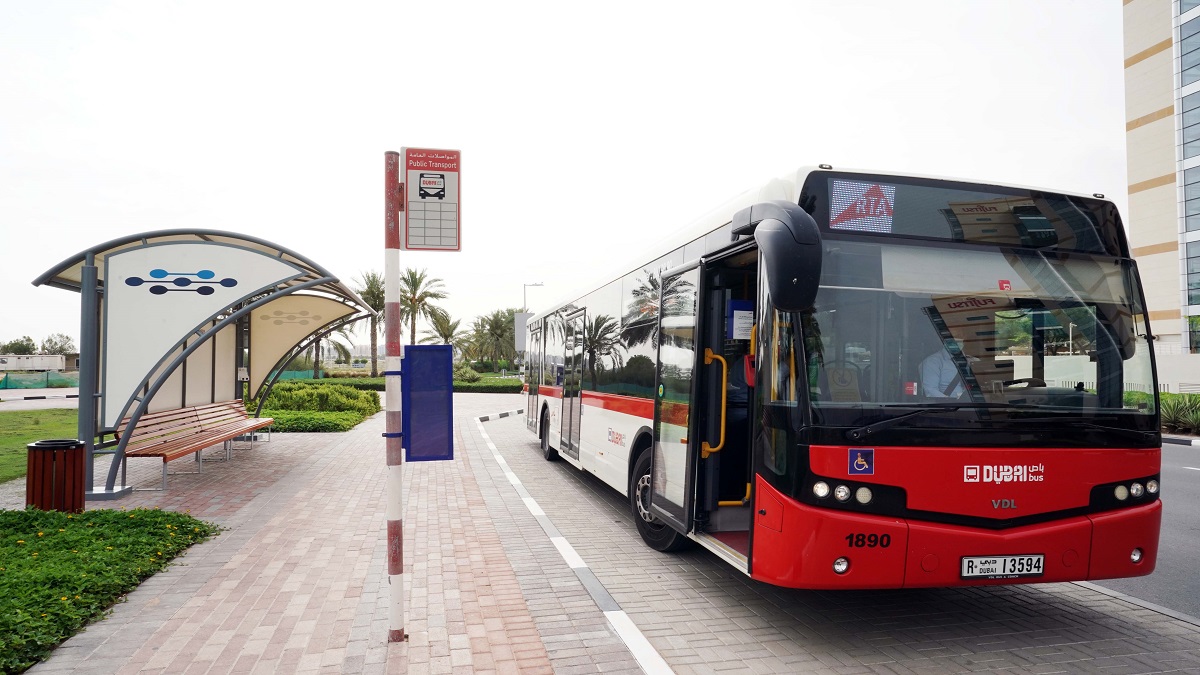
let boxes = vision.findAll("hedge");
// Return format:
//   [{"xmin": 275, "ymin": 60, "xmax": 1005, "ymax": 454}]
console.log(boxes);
[
  {"xmin": 257, "ymin": 381, "xmax": 380, "ymax": 416},
  {"xmin": 314, "ymin": 377, "xmax": 522, "ymax": 394},
  {"xmin": 452, "ymin": 381, "xmax": 523, "ymax": 393},
  {"xmin": 259, "ymin": 410, "xmax": 366, "ymax": 432}
]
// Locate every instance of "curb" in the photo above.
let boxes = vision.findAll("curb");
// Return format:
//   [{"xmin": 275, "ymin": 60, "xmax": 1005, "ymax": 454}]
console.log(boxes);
[
  {"xmin": 0, "ymin": 394, "xmax": 79, "ymax": 402},
  {"xmin": 1163, "ymin": 436, "xmax": 1200, "ymax": 446},
  {"xmin": 477, "ymin": 409, "xmax": 524, "ymax": 423}
]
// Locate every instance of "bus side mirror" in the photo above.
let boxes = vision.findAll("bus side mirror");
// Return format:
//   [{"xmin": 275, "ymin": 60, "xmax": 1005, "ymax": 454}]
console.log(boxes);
[{"xmin": 737, "ymin": 201, "xmax": 823, "ymax": 312}]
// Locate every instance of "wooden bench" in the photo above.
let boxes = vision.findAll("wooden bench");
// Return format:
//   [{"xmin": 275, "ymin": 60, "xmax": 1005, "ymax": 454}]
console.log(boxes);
[{"xmin": 117, "ymin": 401, "xmax": 274, "ymax": 490}]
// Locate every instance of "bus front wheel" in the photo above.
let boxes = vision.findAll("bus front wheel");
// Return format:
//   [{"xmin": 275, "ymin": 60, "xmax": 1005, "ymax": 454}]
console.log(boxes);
[
  {"xmin": 540, "ymin": 411, "xmax": 558, "ymax": 461},
  {"xmin": 630, "ymin": 449, "xmax": 690, "ymax": 552}
]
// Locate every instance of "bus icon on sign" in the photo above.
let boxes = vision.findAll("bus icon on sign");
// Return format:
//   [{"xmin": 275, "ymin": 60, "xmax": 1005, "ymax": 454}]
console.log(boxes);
[{"xmin": 418, "ymin": 173, "xmax": 446, "ymax": 200}]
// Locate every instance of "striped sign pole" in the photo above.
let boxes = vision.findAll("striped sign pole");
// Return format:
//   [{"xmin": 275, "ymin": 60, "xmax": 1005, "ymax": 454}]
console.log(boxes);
[{"xmin": 384, "ymin": 150, "xmax": 407, "ymax": 643}]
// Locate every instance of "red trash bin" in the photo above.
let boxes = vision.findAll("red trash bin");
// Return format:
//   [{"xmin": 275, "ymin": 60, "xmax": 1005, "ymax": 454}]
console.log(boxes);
[{"xmin": 26, "ymin": 439, "xmax": 85, "ymax": 513}]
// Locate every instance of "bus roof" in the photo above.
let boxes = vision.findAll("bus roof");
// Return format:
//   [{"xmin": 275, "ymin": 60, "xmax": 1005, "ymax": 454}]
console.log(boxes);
[{"xmin": 526, "ymin": 164, "xmax": 1116, "ymax": 326}]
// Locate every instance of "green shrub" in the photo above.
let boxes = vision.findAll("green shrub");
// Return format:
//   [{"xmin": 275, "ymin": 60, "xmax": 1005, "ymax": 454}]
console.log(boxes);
[
  {"xmin": 470, "ymin": 360, "xmax": 513, "ymax": 373},
  {"xmin": 0, "ymin": 508, "xmax": 219, "ymax": 673},
  {"xmin": 317, "ymin": 377, "xmax": 385, "ymax": 391},
  {"xmin": 317, "ymin": 375, "xmax": 519, "ymax": 393},
  {"xmin": 260, "ymin": 410, "xmax": 365, "ymax": 432},
  {"xmin": 453, "ymin": 380, "xmax": 523, "ymax": 394},
  {"xmin": 453, "ymin": 365, "xmax": 482, "ymax": 383},
  {"xmin": 1122, "ymin": 390, "xmax": 1155, "ymax": 410},
  {"xmin": 1159, "ymin": 394, "xmax": 1197, "ymax": 432},
  {"xmin": 254, "ymin": 382, "xmax": 380, "ymax": 416}
]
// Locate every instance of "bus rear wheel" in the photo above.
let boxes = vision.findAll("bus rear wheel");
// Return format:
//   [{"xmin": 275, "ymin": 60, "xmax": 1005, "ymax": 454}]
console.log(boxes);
[
  {"xmin": 540, "ymin": 410, "xmax": 558, "ymax": 461},
  {"xmin": 630, "ymin": 449, "xmax": 690, "ymax": 552}
]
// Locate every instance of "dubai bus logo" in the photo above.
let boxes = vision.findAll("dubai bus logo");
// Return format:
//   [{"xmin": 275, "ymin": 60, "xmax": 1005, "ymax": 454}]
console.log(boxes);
[
  {"xmin": 830, "ymin": 180, "xmax": 896, "ymax": 233},
  {"xmin": 965, "ymin": 464, "xmax": 1045, "ymax": 483}
]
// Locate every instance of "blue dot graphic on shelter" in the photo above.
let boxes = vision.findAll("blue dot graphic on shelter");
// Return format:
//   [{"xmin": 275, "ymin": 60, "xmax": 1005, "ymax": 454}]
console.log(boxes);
[
  {"xmin": 260, "ymin": 310, "xmax": 322, "ymax": 326},
  {"xmin": 124, "ymin": 268, "xmax": 239, "ymax": 296}
]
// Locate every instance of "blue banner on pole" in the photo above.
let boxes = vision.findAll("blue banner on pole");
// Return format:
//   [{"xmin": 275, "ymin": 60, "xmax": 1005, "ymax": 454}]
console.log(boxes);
[{"xmin": 402, "ymin": 345, "xmax": 454, "ymax": 461}]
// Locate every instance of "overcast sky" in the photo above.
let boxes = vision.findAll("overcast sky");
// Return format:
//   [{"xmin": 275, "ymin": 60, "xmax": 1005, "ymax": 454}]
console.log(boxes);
[{"xmin": 1, "ymin": 1, "xmax": 1128, "ymax": 351}]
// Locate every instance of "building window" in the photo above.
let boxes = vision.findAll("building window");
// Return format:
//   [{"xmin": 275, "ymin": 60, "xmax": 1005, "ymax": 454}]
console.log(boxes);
[
  {"xmin": 1184, "ymin": 18, "xmax": 1200, "ymax": 87},
  {"xmin": 1190, "ymin": 316, "xmax": 1200, "ymax": 353},
  {"xmin": 1187, "ymin": 166, "xmax": 1200, "ymax": 231},
  {"xmin": 1188, "ymin": 241, "xmax": 1200, "ymax": 306},
  {"xmin": 1186, "ymin": 93, "xmax": 1200, "ymax": 162},
  {"xmin": 1186, "ymin": 0, "xmax": 1200, "ymax": 15}
]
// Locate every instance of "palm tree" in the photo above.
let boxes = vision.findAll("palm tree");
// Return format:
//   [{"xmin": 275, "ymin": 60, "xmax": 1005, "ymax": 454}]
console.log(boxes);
[
  {"xmin": 324, "ymin": 324, "xmax": 356, "ymax": 367},
  {"xmin": 355, "ymin": 271, "xmax": 386, "ymax": 377},
  {"xmin": 473, "ymin": 309, "xmax": 518, "ymax": 371},
  {"xmin": 619, "ymin": 270, "xmax": 695, "ymax": 348},
  {"xmin": 311, "ymin": 324, "xmax": 354, "ymax": 379},
  {"xmin": 582, "ymin": 314, "xmax": 624, "ymax": 387},
  {"xmin": 420, "ymin": 311, "xmax": 471, "ymax": 359},
  {"xmin": 398, "ymin": 268, "xmax": 448, "ymax": 346}
]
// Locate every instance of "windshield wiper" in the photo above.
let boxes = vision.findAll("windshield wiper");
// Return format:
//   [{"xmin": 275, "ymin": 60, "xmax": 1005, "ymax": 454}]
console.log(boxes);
[{"xmin": 845, "ymin": 405, "xmax": 969, "ymax": 441}]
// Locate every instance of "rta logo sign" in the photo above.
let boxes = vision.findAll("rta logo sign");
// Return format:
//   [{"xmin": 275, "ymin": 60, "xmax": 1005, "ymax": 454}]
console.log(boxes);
[{"xmin": 964, "ymin": 466, "xmax": 981, "ymax": 482}]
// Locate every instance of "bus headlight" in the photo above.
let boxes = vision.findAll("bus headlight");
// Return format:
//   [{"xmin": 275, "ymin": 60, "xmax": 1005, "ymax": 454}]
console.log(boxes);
[
  {"xmin": 833, "ymin": 557, "xmax": 850, "ymax": 574},
  {"xmin": 1131, "ymin": 548, "xmax": 1143, "ymax": 563},
  {"xmin": 855, "ymin": 487, "xmax": 873, "ymax": 505},
  {"xmin": 1130, "ymin": 482, "xmax": 1144, "ymax": 498},
  {"xmin": 813, "ymin": 482, "xmax": 831, "ymax": 499},
  {"xmin": 1147, "ymin": 479, "xmax": 1159, "ymax": 495},
  {"xmin": 1114, "ymin": 485, "xmax": 1129, "ymax": 501},
  {"xmin": 834, "ymin": 485, "xmax": 852, "ymax": 502}
]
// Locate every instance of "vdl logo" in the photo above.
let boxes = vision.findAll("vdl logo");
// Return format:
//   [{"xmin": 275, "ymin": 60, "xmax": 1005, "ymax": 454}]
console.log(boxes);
[{"xmin": 125, "ymin": 268, "xmax": 238, "ymax": 296}]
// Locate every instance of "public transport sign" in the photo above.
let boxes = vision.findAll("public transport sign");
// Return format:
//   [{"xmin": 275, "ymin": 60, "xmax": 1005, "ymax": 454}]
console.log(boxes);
[
  {"xmin": 522, "ymin": 164, "xmax": 1162, "ymax": 590},
  {"xmin": 401, "ymin": 147, "xmax": 461, "ymax": 251}
]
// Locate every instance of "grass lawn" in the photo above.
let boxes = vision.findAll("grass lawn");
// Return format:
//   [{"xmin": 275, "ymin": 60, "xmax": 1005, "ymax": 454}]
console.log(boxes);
[
  {"xmin": 0, "ymin": 507, "xmax": 219, "ymax": 672},
  {"xmin": 0, "ymin": 410, "xmax": 79, "ymax": 484}
]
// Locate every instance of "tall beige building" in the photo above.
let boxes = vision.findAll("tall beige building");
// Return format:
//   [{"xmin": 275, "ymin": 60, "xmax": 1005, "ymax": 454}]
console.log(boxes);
[{"xmin": 1124, "ymin": 0, "xmax": 1200, "ymax": 387}]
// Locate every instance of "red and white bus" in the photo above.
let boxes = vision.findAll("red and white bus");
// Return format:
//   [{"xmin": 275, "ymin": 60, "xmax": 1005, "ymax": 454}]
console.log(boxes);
[{"xmin": 523, "ymin": 165, "xmax": 1161, "ymax": 589}]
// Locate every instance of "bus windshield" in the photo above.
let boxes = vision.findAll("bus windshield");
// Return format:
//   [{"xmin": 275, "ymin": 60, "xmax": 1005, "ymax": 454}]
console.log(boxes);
[{"xmin": 768, "ymin": 238, "xmax": 1156, "ymax": 437}]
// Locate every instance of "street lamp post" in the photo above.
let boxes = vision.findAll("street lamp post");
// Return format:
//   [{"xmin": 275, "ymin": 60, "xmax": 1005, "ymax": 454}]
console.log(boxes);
[
  {"xmin": 523, "ymin": 282, "xmax": 543, "ymax": 312},
  {"xmin": 520, "ymin": 283, "xmax": 543, "ymax": 375}
]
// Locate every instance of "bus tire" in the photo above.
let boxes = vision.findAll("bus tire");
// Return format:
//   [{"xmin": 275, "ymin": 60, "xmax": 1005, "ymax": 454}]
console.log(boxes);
[
  {"xmin": 540, "ymin": 410, "xmax": 558, "ymax": 461},
  {"xmin": 630, "ymin": 449, "xmax": 691, "ymax": 552}
]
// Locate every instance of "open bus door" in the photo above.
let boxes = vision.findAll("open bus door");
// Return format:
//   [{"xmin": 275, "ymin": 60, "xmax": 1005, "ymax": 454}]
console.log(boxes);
[
  {"xmin": 649, "ymin": 264, "xmax": 703, "ymax": 536},
  {"xmin": 525, "ymin": 326, "xmax": 541, "ymax": 433}
]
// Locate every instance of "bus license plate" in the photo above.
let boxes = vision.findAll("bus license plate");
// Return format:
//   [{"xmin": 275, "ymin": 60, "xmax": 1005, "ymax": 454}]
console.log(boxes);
[{"xmin": 960, "ymin": 554, "xmax": 1044, "ymax": 579}]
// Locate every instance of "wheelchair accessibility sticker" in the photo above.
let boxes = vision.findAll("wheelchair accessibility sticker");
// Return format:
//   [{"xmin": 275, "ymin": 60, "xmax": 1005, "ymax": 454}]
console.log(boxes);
[{"xmin": 848, "ymin": 448, "xmax": 874, "ymax": 475}]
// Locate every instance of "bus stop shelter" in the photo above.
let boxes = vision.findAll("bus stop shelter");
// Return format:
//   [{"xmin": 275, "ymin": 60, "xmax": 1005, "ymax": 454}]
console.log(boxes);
[{"xmin": 33, "ymin": 229, "xmax": 374, "ymax": 499}]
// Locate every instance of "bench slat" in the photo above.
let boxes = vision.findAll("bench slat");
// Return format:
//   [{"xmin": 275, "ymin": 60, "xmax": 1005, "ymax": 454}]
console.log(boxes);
[{"xmin": 119, "ymin": 402, "xmax": 272, "ymax": 462}]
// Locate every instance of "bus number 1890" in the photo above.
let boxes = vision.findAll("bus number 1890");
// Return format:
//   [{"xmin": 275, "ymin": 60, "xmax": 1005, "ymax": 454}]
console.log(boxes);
[{"xmin": 845, "ymin": 533, "xmax": 891, "ymax": 548}]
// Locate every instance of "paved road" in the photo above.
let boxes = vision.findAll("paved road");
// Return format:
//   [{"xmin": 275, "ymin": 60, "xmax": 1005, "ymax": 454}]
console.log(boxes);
[
  {"xmin": 7, "ymin": 393, "xmax": 1200, "ymax": 673},
  {"xmin": 1095, "ymin": 443, "xmax": 1200, "ymax": 620},
  {"xmin": 478, "ymin": 415, "xmax": 1200, "ymax": 673},
  {"xmin": 0, "ymin": 387, "xmax": 79, "ymax": 411}
]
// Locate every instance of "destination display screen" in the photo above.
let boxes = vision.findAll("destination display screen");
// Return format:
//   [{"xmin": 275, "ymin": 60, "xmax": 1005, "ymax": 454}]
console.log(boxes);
[{"xmin": 810, "ymin": 172, "xmax": 1125, "ymax": 257}]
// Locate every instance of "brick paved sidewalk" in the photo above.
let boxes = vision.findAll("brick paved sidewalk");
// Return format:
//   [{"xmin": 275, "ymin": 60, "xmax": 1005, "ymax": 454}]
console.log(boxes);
[{"xmin": 16, "ymin": 392, "xmax": 633, "ymax": 674}]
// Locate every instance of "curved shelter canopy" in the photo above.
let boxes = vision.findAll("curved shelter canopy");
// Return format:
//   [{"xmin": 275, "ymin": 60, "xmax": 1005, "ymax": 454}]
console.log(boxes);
[{"xmin": 33, "ymin": 229, "xmax": 374, "ymax": 498}]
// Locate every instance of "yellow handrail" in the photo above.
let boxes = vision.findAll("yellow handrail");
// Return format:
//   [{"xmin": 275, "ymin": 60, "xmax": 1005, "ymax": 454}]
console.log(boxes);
[
  {"xmin": 718, "ymin": 483, "xmax": 753, "ymax": 507},
  {"xmin": 701, "ymin": 348, "xmax": 727, "ymax": 459}
]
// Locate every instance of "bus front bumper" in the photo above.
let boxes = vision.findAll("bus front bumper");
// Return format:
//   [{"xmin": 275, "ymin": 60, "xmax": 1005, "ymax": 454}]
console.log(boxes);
[{"xmin": 751, "ymin": 476, "xmax": 1162, "ymax": 589}]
